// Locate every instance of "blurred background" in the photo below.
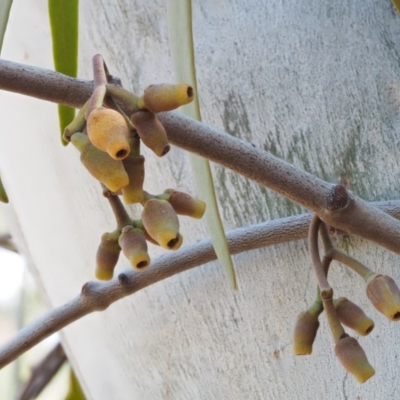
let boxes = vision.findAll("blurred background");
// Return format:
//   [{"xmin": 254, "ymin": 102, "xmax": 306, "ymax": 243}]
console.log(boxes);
[{"xmin": 0, "ymin": 209, "xmax": 71, "ymax": 399}]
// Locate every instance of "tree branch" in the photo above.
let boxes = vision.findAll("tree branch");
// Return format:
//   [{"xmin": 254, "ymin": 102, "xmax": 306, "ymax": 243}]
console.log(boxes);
[
  {"xmin": 1, "ymin": 59, "xmax": 400, "ymax": 257},
  {"xmin": 0, "ymin": 200, "xmax": 399, "ymax": 369}
]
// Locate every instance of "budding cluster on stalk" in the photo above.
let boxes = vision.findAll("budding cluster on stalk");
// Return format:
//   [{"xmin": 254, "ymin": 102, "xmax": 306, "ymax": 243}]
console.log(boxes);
[
  {"xmin": 293, "ymin": 215, "xmax": 400, "ymax": 383},
  {"xmin": 63, "ymin": 55, "xmax": 204, "ymax": 280}
]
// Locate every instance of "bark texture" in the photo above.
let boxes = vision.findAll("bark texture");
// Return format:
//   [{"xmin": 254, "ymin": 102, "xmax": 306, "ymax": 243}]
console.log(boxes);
[{"xmin": 1, "ymin": 0, "xmax": 400, "ymax": 399}]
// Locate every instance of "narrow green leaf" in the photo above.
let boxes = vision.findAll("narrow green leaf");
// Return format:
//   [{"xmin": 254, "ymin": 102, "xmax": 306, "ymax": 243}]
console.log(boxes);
[
  {"xmin": 393, "ymin": 0, "xmax": 400, "ymax": 14},
  {"xmin": 48, "ymin": 0, "xmax": 79, "ymax": 145},
  {"xmin": 167, "ymin": 0, "xmax": 237, "ymax": 289},
  {"xmin": 0, "ymin": 0, "xmax": 12, "ymax": 51},
  {"xmin": 0, "ymin": 1, "xmax": 13, "ymax": 204},
  {"xmin": 64, "ymin": 367, "xmax": 86, "ymax": 400}
]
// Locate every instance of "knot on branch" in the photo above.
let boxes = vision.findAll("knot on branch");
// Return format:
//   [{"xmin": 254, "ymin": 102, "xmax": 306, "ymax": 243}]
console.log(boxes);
[{"xmin": 326, "ymin": 185, "xmax": 349, "ymax": 211}]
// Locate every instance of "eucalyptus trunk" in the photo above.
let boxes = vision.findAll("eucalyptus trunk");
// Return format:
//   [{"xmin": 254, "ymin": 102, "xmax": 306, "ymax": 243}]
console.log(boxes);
[{"xmin": 1, "ymin": 1, "xmax": 400, "ymax": 399}]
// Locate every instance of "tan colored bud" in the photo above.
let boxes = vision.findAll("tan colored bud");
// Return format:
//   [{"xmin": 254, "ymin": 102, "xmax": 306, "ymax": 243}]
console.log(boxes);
[
  {"xmin": 164, "ymin": 189, "xmax": 206, "ymax": 219},
  {"xmin": 130, "ymin": 111, "xmax": 170, "ymax": 157},
  {"xmin": 118, "ymin": 226, "xmax": 150, "ymax": 270},
  {"xmin": 95, "ymin": 231, "xmax": 121, "ymax": 280},
  {"xmin": 141, "ymin": 199, "xmax": 181, "ymax": 250},
  {"xmin": 121, "ymin": 155, "xmax": 145, "ymax": 204},
  {"xmin": 138, "ymin": 83, "xmax": 194, "ymax": 112},
  {"xmin": 334, "ymin": 297, "xmax": 374, "ymax": 336},
  {"xmin": 366, "ymin": 274, "xmax": 400, "ymax": 321},
  {"xmin": 334, "ymin": 336, "xmax": 375, "ymax": 383},
  {"xmin": 87, "ymin": 107, "xmax": 130, "ymax": 160},
  {"xmin": 292, "ymin": 311, "xmax": 320, "ymax": 355},
  {"xmin": 71, "ymin": 133, "xmax": 129, "ymax": 192}
]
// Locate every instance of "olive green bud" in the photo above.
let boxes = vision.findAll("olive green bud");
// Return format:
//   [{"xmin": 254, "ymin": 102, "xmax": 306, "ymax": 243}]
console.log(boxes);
[
  {"xmin": 164, "ymin": 189, "xmax": 206, "ymax": 219},
  {"xmin": 138, "ymin": 83, "xmax": 194, "ymax": 112},
  {"xmin": 71, "ymin": 133, "xmax": 129, "ymax": 192},
  {"xmin": 130, "ymin": 111, "xmax": 170, "ymax": 157},
  {"xmin": 292, "ymin": 302, "xmax": 322, "ymax": 355},
  {"xmin": 334, "ymin": 297, "xmax": 374, "ymax": 336},
  {"xmin": 121, "ymin": 155, "xmax": 145, "ymax": 204},
  {"xmin": 141, "ymin": 199, "xmax": 181, "ymax": 250},
  {"xmin": 86, "ymin": 107, "xmax": 130, "ymax": 160},
  {"xmin": 95, "ymin": 231, "xmax": 121, "ymax": 280},
  {"xmin": 366, "ymin": 274, "xmax": 400, "ymax": 321},
  {"xmin": 118, "ymin": 226, "xmax": 150, "ymax": 270},
  {"xmin": 334, "ymin": 335, "xmax": 375, "ymax": 383}
]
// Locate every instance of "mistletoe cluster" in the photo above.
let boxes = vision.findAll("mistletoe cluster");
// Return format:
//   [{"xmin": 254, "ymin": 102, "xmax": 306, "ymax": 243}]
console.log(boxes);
[
  {"xmin": 293, "ymin": 213, "xmax": 400, "ymax": 383},
  {"xmin": 64, "ymin": 55, "xmax": 205, "ymax": 280}
]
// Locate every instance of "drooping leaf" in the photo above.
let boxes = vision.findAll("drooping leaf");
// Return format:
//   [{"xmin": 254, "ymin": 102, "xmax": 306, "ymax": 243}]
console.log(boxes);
[
  {"xmin": 48, "ymin": 0, "xmax": 79, "ymax": 145},
  {"xmin": 167, "ymin": 0, "xmax": 237, "ymax": 289}
]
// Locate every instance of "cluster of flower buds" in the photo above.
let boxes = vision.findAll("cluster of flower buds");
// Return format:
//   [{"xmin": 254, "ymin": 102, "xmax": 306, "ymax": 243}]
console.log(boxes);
[
  {"xmin": 293, "ymin": 293, "xmax": 378, "ymax": 382},
  {"xmin": 95, "ymin": 190, "xmax": 205, "ymax": 280},
  {"xmin": 293, "ymin": 216, "xmax": 400, "ymax": 383},
  {"xmin": 63, "ymin": 55, "xmax": 203, "ymax": 279}
]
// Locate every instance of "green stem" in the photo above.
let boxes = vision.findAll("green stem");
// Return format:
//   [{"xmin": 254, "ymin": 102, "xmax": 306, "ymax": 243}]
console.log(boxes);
[
  {"xmin": 319, "ymin": 222, "xmax": 334, "ymax": 254},
  {"xmin": 92, "ymin": 54, "xmax": 107, "ymax": 88},
  {"xmin": 323, "ymin": 296, "xmax": 346, "ymax": 344},
  {"xmin": 331, "ymin": 249, "xmax": 375, "ymax": 282},
  {"xmin": 308, "ymin": 214, "xmax": 331, "ymax": 297},
  {"xmin": 106, "ymin": 84, "xmax": 139, "ymax": 114},
  {"xmin": 102, "ymin": 189, "xmax": 133, "ymax": 230}
]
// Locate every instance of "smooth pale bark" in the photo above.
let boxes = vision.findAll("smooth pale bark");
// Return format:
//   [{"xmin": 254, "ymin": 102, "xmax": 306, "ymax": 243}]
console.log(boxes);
[{"xmin": 1, "ymin": 1, "xmax": 400, "ymax": 399}]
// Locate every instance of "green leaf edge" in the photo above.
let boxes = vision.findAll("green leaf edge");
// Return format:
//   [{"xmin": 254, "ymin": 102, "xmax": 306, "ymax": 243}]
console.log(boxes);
[
  {"xmin": 0, "ymin": 0, "xmax": 12, "ymax": 203},
  {"xmin": 393, "ymin": 0, "xmax": 400, "ymax": 14},
  {"xmin": 64, "ymin": 366, "xmax": 86, "ymax": 400},
  {"xmin": 167, "ymin": 0, "xmax": 237, "ymax": 290},
  {"xmin": 48, "ymin": 0, "xmax": 79, "ymax": 145},
  {"xmin": 0, "ymin": 0, "xmax": 12, "ymax": 51}
]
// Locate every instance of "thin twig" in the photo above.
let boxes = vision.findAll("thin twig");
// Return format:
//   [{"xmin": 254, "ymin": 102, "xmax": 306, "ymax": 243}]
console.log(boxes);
[
  {"xmin": 0, "ymin": 201, "xmax": 400, "ymax": 369},
  {"xmin": 16, "ymin": 343, "xmax": 66, "ymax": 400},
  {"xmin": 0, "ymin": 213, "xmax": 316, "ymax": 369},
  {"xmin": 1, "ymin": 60, "xmax": 400, "ymax": 256}
]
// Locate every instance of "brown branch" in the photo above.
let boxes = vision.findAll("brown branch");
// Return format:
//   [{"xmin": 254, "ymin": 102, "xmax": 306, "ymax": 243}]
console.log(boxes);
[
  {"xmin": 16, "ymin": 343, "xmax": 66, "ymax": 400},
  {"xmin": 0, "ymin": 201, "xmax": 399, "ymax": 369},
  {"xmin": 1, "ymin": 59, "xmax": 400, "ymax": 257}
]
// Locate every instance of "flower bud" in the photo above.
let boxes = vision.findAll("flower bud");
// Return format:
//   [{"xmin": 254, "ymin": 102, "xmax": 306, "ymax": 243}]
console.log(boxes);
[
  {"xmin": 138, "ymin": 83, "xmax": 194, "ymax": 112},
  {"xmin": 141, "ymin": 199, "xmax": 181, "ymax": 250},
  {"xmin": 86, "ymin": 107, "xmax": 130, "ymax": 160},
  {"xmin": 95, "ymin": 231, "xmax": 121, "ymax": 280},
  {"xmin": 292, "ymin": 305, "xmax": 321, "ymax": 355},
  {"xmin": 334, "ymin": 335, "xmax": 375, "ymax": 383},
  {"xmin": 334, "ymin": 297, "xmax": 374, "ymax": 336},
  {"xmin": 121, "ymin": 155, "xmax": 145, "ymax": 204},
  {"xmin": 71, "ymin": 133, "xmax": 129, "ymax": 192},
  {"xmin": 366, "ymin": 274, "xmax": 400, "ymax": 321},
  {"xmin": 130, "ymin": 111, "xmax": 170, "ymax": 157},
  {"xmin": 118, "ymin": 226, "xmax": 150, "ymax": 270},
  {"xmin": 164, "ymin": 189, "xmax": 206, "ymax": 219}
]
